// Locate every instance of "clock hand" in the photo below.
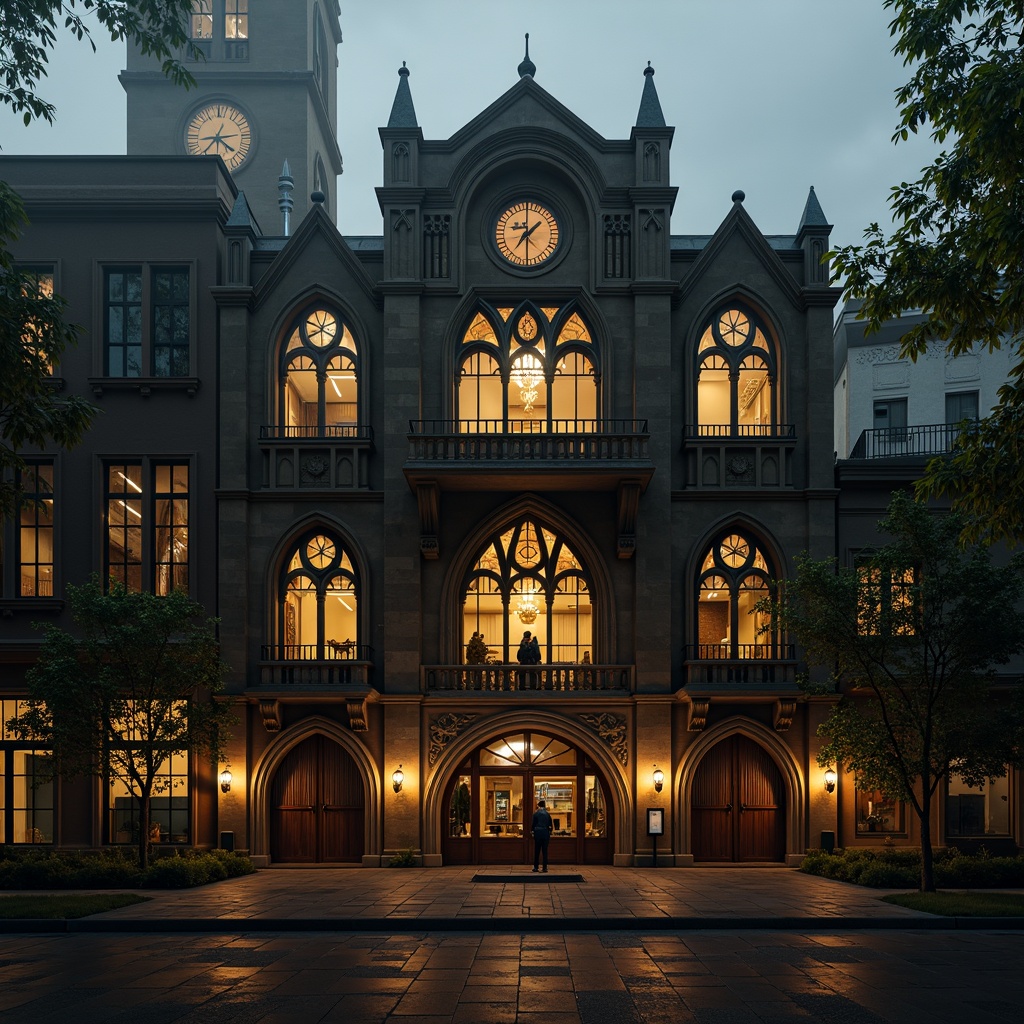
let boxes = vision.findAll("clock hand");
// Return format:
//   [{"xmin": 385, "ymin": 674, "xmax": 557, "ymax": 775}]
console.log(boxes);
[{"xmin": 516, "ymin": 220, "xmax": 540, "ymax": 248}]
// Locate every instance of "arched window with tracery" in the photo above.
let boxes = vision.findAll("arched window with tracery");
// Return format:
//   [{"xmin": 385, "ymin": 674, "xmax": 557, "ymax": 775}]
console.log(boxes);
[
  {"xmin": 278, "ymin": 305, "xmax": 359, "ymax": 437},
  {"xmin": 695, "ymin": 303, "xmax": 778, "ymax": 436},
  {"xmin": 695, "ymin": 531, "xmax": 778, "ymax": 659},
  {"xmin": 277, "ymin": 529, "xmax": 358, "ymax": 660},
  {"xmin": 457, "ymin": 302, "xmax": 598, "ymax": 432},
  {"xmin": 463, "ymin": 519, "xmax": 592, "ymax": 664}
]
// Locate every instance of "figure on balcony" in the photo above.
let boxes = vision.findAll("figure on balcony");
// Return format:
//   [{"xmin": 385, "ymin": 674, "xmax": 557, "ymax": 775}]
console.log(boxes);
[{"xmin": 517, "ymin": 630, "xmax": 542, "ymax": 689}]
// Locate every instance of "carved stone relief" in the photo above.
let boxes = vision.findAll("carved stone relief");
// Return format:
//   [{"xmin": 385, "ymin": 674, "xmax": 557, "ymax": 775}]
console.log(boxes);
[
  {"xmin": 578, "ymin": 712, "xmax": 628, "ymax": 766},
  {"xmin": 429, "ymin": 712, "xmax": 477, "ymax": 765}
]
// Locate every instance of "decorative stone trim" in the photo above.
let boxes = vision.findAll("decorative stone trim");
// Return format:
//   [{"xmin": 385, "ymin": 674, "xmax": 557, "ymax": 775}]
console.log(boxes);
[
  {"xmin": 259, "ymin": 699, "xmax": 282, "ymax": 733},
  {"xmin": 773, "ymin": 698, "xmax": 797, "ymax": 732},
  {"xmin": 429, "ymin": 712, "xmax": 477, "ymax": 765},
  {"xmin": 687, "ymin": 698, "xmax": 710, "ymax": 732},
  {"xmin": 578, "ymin": 712, "xmax": 628, "ymax": 766},
  {"xmin": 346, "ymin": 697, "xmax": 371, "ymax": 732}
]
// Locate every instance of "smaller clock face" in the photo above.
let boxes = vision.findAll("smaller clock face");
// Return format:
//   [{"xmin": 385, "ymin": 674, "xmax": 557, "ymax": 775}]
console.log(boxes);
[
  {"xmin": 185, "ymin": 103, "xmax": 252, "ymax": 171},
  {"xmin": 496, "ymin": 202, "xmax": 560, "ymax": 267}
]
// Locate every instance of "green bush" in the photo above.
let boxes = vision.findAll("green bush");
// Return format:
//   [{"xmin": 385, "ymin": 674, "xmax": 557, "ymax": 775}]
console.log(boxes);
[
  {"xmin": 0, "ymin": 848, "xmax": 255, "ymax": 890},
  {"xmin": 800, "ymin": 847, "xmax": 1024, "ymax": 888},
  {"xmin": 388, "ymin": 847, "xmax": 418, "ymax": 867}
]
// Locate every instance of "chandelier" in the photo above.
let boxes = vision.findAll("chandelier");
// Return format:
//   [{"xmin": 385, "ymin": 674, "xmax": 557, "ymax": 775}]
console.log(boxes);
[
  {"xmin": 510, "ymin": 352, "xmax": 543, "ymax": 416},
  {"xmin": 516, "ymin": 581, "xmax": 540, "ymax": 624}
]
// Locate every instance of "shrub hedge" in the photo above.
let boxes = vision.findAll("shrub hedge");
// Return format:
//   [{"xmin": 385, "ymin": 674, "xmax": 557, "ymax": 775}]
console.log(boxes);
[
  {"xmin": 800, "ymin": 846, "xmax": 1024, "ymax": 888},
  {"xmin": 0, "ymin": 848, "xmax": 256, "ymax": 890}
]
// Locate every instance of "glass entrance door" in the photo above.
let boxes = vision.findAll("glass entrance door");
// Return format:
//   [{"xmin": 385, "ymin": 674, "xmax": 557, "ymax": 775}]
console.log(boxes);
[{"xmin": 441, "ymin": 730, "xmax": 612, "ymax": 865}]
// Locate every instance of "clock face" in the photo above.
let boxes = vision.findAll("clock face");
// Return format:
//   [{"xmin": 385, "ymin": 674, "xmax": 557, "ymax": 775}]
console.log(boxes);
[
  {"xmin": 495, "ymin": 201, "xmax": 560, "ymax": 267},
  {"xmin": 185, "ymin": 103, "xmax": 252, "ymax": 171}
]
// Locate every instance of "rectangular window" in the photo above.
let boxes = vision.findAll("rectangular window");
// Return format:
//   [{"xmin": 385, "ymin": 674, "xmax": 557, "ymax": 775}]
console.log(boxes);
[
  {"xmin": 0, "ymin": 700, "xmax": 54, "ymax": 846},
  {"xmin": 105, "ymin": 461, "xmax": 189, "ymax": 594},
  {"xmin": 855, "ymin": 782, "xmax": 905, "ymax": 835},
  {"xmin": 109, "ymin": 749, "xmax": 190, "ymax": 845},
  {"xmin": 873, "ymin": 398, "xmax": 908, "ymax": 452},
  {"xmin": 17, "ymin": 461, "xmax": 54, "ymax": 597},
  {"xmin": 103, "ymin": 266, "xmax": 190, "ymax": 378},
  {"xmin": 856, "ymin": 561, "xmax": 916, "ymax": 636},
  {"xmin": 225, "ymin": 0, "xmax": 249, "ymax": 39},
  {"xmin": 18, "ymin": 265, "xmax": 56, "ymax": 374},
  {"xmin": 190, "ymin": 0, "xmax": 213, "ymax": 38},
  {"xmin": 945, "ymin": 390, "xmax": 979, "ymax": 425},
  {"xmin": 946, "ymin": 772, "xmax": 1010, "ymax": 837}
]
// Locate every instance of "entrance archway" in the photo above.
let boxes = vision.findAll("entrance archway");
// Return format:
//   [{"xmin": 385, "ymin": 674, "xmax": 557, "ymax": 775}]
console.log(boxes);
[
  {"xmin": 441, "ymin": 730, "xmax": 614, "ymax": 865},
  {"xmin": 269, "ymin": 734, "xmax": 365, "ymax": 863},
  {"xmin": 691, "ymin": 735, "xmax": 785, "ymax": 862}
]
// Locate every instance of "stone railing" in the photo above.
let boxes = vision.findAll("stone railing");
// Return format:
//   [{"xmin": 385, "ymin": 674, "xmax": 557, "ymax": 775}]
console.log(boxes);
[
  {"xmin": 258, "ymin": 425, "xmax": 374, "ymax": 489},
  {"xmin": 422, "ymin": 663, "xmax": 634, "ymax": 693},
  {"xmin": 682, "ymin": 425, "xmax": 796, "ymax": 488}
]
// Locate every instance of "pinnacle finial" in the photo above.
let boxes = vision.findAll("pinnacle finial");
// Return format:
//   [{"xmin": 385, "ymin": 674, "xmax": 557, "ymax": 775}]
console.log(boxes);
[
  {"xmin": 398, "ymin": 60, "xmax": 409, "ymax": 78},
  {"xmin": 518, "ymin": 32, "xmax": 536, "ymax": 78},
  {"xmin": 644, "ymin": 61, "xmax": 654, "ymax": 77}
]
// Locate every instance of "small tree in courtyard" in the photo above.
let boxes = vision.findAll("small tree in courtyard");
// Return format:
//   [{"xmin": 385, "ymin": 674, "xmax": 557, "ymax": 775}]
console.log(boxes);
[
  {"xmin": 10, "ymin": 579, "xmax": 233, "ymax": 870},
  {"xmin": 763, "ymin": 492, "xmax": 1024, "ymax": 891}
]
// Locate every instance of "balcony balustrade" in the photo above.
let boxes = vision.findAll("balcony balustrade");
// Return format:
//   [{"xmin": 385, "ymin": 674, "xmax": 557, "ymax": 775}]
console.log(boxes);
[
  {"xmin": 258, "ymin": 644, "xmax": 374, "ymax": 688},
  {"xmin": 258, "ymin": 424, "xmax": 374, "ymax": 489},
  {"xmin": 848, "ymin": 423, "xmax": 968, "ymax": 460},
  {"xmin": 407, "ymin": 419, "xmax": 650, "ymax": 463},
  {"xmin": 682, "ymin": 424, "xmax": 796, "ymax": 488},
  {"xmin": 683, "ymin": 644, "xmax": 797, "ymax": 687},
  {"xmin": 422, "ymin": 662, "xmax": 635, "ymax": 694}
]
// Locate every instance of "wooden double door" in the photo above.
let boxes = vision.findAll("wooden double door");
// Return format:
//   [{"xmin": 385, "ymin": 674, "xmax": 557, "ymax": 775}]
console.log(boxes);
[
  {"xmin": 270, "ymin": 735, "xmax": 364, "ymax": 863},
  {"xmin": 691, "ymin": 736, "xmax": 786, "ymax": 862}
]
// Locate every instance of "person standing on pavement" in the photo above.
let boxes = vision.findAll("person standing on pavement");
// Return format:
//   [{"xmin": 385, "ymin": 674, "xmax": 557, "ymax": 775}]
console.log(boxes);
[{"xmin": 532, "ymin": 798, "xmax": 553, "ymax": 872}]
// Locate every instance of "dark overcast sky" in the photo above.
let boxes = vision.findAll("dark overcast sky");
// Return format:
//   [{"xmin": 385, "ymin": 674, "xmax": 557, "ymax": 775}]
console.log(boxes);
[{"xmin": 2, "ymin": 0, "xmax": 939, "ymax": 252}]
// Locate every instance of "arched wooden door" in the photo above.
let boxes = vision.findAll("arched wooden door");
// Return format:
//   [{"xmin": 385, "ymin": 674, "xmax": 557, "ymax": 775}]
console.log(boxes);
[
  {"xmin": 270, "ymin": 735, "xmax": 364, "ymax": 863},
  {"xmin": 691, "ymin": 735, "xmax": 785, "ymax": 862}
]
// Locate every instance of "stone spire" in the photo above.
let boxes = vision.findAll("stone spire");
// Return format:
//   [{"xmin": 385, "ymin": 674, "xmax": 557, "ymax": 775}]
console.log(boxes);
[
  {"xmin": 387, "ymin": 62, "xmax": 418, "ymax": 128},
  {"xmin": 635, "ymin": 62, "xmax": 666, "ymax": 128},
  {"xmin": 518, "ymin": 33, "xmax": 536, "ymax": 79},
  {"xmin": 277, "ymin": 160, "xmax": 294, "ymax": 236},
  {"xmin": 796, "ymin": 185, "xmax": 830, "ymax": 235}
]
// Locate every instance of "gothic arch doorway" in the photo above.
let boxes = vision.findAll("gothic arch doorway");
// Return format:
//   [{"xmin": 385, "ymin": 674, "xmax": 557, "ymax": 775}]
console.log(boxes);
[
  {"xmin": 691, "ymin": 735, "xmax": 785, "ymax": 862},
  {"xmin": 441, "ymin": 730, "xmax": 613, "ymax": 865},
  {"xmin": 269, "ymin": 734, "xmax": 365, "ymax": 863}
]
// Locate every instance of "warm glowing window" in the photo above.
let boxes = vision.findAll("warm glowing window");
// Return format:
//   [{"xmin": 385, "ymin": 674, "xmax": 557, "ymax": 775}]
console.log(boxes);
[
  {"xmin": 855, "ymin": 781, "xmax": 906, "ymax": 835},
  {"xmin": 856, "ymin": 562, "xmax": 916, "ymax": 636},
  {"xmin": 696, "ymin": 531, "xmax": 777, "ymax": 658},
  {"xmin": 278, "ymin": 305, "xmax": 360, "ymax": 436},
  {"xmin": 462, "ymin": 519, "xmax": 592, "ymax": 664},
  {"xmin": 17, "ymin": 461, "xmax": 54, "ymax": 598},
  {"xmin": 18, "ymin": 266, "xmax": 55, "ymax": 374},
  {"xmin": 225, "ymin": 0, "xmax": 248, "ymax": 39},
  {"xmin": 190, "ymin": 0, "xmax": 213, "ymax": 38},
  {"xmin": 457, "ymin": 303, "xmax": 597, "ymax": 431},
  {"xmin": 695, "ymin": 304, "xmax": 777, "ymax": 436},
  {"xmin": 946, "ymin": 772, "xmax": 1010, "ymax": 837},
  {"xmin": 0, "ymin": 701, "xmax": 53, "ymax": 845},
  {"xmin": 278, "ymin": 530, "xmax": 359, "ymax": 660},
  {"xmin": 105, "ymin": 461, "xmax": 189, "ymax": 595}
]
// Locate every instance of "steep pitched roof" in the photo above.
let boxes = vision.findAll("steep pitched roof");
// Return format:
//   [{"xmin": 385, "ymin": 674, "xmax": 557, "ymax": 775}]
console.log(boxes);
[
  {"xmin": 635, "ymin": 63, "xmax": 666, "ymax": 128},
  {"xmin": 387, "ymin": 63, "xmax": 418, "ymax": 129}
]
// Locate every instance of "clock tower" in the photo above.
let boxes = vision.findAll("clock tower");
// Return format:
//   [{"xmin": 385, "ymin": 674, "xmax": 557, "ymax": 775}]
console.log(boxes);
[{"xmin": 120, "ymin": 0, "xmax": 343, "ymax": 232}]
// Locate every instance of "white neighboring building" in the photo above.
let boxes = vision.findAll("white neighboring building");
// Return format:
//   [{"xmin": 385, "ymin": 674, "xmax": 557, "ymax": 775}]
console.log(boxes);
[{"xmin": 833, "ymin": 299, "xmax": 1015, "ymax": 460}]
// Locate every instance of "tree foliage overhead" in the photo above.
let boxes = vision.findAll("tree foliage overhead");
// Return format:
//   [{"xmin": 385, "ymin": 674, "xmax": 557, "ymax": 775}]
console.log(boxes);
[
  {"xmin": 1, "ymin": 0, "xmax": 198, "ymax": 125},
  {"xmin": 831, "ymin": 0, "xmax": 1024, "ymax": 544},
  {"xmin": 764, "ymin": 492, "xmax": 1024, "ymax": 891},
  {"xmin": 11, "ymin": 579, "xmax": 234, "ymax": 869}
]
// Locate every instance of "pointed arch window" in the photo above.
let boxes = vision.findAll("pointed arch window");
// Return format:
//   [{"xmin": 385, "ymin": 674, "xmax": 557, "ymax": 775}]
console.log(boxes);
[
  {"xmin": 695, "ymin": 531, "xmax": 778, "ymax": 659},
  {"xmin": 277, "ymin": 305, "xmax": 359, "ymax": 437},
  {"xmin": 695, "ymin": 304, "xmax": 778, "ymax": 436},
  {"xmin": 462, "ymin": 518, "xmax": 592, "ymax": 664},
  {"xmin": 457, "ymin": 303, "xmax": 598, "ymax": 432},
  {"xmin": 277, "ymin": 529, "xmax": 359, "ymax": 660}
]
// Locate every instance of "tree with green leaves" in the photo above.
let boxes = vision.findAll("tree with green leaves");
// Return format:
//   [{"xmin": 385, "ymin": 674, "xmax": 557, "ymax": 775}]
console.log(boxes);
[
  {"xmin": 11, "ymin": 579, "xmax": 233, "ymax": 870},
  {"xmin": 2, "ymin": 1, "xmax": 198, "ymax": 519},
  {"xmin": 831, "ymin": 0, "xmax": 1024, "ymax": 545},
  {"xmin": 764, "ymin": 492, "xmax": 1024, "ymax": 891}
]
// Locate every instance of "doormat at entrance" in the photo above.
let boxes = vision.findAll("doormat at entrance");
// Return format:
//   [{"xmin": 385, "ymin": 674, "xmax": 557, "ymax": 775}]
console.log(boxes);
[{"xmin": 472, "ymin": 873, "xmax": 585, "ymax": 883}]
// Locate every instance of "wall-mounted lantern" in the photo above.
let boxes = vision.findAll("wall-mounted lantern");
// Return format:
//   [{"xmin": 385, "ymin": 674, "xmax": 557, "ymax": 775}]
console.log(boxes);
[
  {"xmin": 219, "ymin": 766, "xmax": 232, "ymax": 793},
  {"xmin": 824, "ymin": 768, "xmax": 837, "ymax": 794},
  {"xmin": 652, "ymin": 765, "xmax": 664, "ymax": 794},
  {"xmin": 392, "ymin": 765, "xmax": 405, "ymax": 793}
]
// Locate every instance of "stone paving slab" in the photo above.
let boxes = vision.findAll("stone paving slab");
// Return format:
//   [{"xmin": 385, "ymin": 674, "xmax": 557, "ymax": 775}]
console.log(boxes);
[{"xmin": 9, "ymin": 866, "xmax": 1023, "ymax": 932}]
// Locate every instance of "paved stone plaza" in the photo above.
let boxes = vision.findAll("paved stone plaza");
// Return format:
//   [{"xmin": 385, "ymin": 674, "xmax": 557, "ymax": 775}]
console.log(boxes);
[{"xmin": 1, "ymin": 868, "xmax": 1022, "ymax": 1022}]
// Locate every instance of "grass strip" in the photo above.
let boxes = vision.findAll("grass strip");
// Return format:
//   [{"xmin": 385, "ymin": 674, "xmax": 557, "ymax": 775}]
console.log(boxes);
[
  {"xmin": 0, "ymin": 893, "xmax": 149, "ymax": 919},
  {"xmin": 882, "ymin": 891, "xmax": 1024, "ymax": 917}
]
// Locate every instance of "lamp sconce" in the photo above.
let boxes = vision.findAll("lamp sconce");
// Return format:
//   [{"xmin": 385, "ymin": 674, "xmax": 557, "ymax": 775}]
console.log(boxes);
[
  {"xmin": 824, "ymin": 768, "xmax": 837, "ymax": 795},
  {"xmin": 219, "ymin": 767, "xmax": 232, "ymax": 794},
  {"xmin": 652, "ymin": 765, "xmax": 664, "ymax": 794},
  {"xmin": 392, "ymin": 765, "xmax": 404, "ymax": 793}
]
